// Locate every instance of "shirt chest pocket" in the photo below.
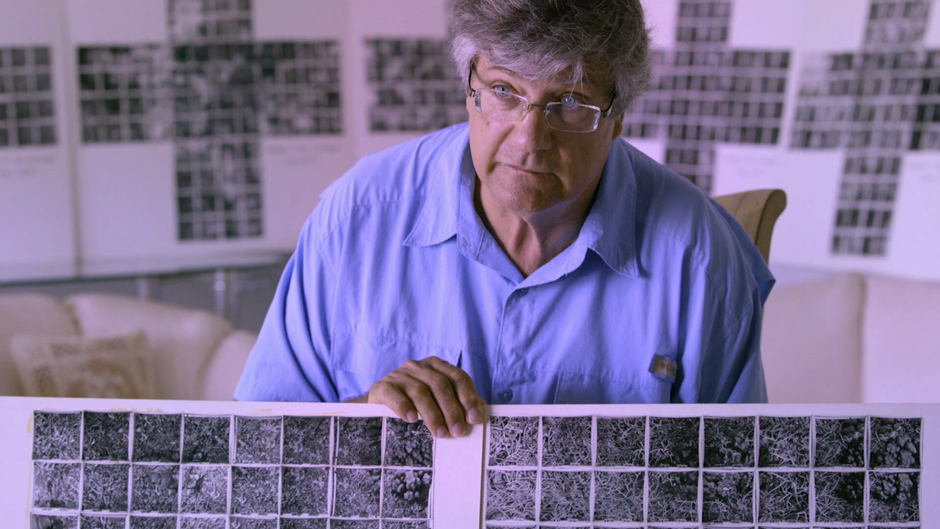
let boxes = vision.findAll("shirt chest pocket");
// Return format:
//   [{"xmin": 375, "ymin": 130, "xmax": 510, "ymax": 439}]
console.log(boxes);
[
  {"xmin": 554, "ymin": 369, "xmax": 673, "ymax": 404},
  {"xmin": 331, "ymin": 332, "xmax": 463, "ymax": 402}
]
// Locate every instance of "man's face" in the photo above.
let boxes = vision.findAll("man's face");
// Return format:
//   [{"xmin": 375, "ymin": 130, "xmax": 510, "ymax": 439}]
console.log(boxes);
[{"xmin": 467, "ymin": 57, "xmax": 624, "ymax": 220}]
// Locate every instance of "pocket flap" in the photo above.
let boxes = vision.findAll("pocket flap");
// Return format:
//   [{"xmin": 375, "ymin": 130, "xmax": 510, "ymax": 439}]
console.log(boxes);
[
  {"xmin": 331, "ymin": 332, "xmax": 463, "ymax": 401},
  {"xmin": 555, "ymin": 370, "xmax": 671, "ymax": 404}
]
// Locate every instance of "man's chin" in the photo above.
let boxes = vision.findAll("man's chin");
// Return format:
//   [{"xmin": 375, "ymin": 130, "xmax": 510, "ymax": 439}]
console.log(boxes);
[{"xmin": 497, "ymin": 191, "xmax": 559, "ymax": 218}]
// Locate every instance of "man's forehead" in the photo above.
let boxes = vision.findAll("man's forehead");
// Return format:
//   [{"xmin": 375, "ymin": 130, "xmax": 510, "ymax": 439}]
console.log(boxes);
[{"xmin": 476, "ymin": 57, "xmax": 604, "ymax": 90}]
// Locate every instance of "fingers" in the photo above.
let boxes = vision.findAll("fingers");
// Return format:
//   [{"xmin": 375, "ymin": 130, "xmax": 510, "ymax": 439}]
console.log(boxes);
[
  {"xmin": 367, "ymin": 356, "xmax": 485, "ymax": 439},
  {"xmin": 400, "ymin": 358, "xmax": 469, "ymax": 438},
  {"xmin": 424, "ymin": 357, "xmax": 486, "ymax": 425},
  {"xmin": 368, "ymin": 376, "xmax": 420, "ymax": 422},
  {"xmin": 368, "ymin": 366, "xmax": 452, "ymax": 438}
]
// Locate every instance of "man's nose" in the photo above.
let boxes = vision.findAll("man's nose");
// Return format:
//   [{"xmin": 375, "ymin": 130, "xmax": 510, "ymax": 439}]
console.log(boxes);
[{"xmin": 511, "ymin": 103, "xmax": 552, "ymax": 151}]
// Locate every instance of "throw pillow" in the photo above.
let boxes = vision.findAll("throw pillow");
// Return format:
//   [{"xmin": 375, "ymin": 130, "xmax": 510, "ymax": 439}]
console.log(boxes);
[{"xmin": 9, "ymin": 330, "xmax": 154, "ymax": 399}]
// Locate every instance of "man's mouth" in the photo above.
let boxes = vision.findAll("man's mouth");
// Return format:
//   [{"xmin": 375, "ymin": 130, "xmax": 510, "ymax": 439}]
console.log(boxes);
[{"xmin": 503, "ymin": 163, "xmax": 551, "ymax": 176}]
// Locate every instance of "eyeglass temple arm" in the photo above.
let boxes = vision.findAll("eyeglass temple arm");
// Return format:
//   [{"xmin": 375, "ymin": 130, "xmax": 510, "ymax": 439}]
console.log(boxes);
[{"xmin": 465, "ymin": 62, "xmax": 476, "ymax": 97}]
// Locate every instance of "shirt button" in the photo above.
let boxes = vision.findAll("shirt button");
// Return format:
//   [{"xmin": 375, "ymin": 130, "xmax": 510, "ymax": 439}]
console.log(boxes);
[{"xmin": 498, "ymin": 389, "xmax": 514, "ymax": 402}]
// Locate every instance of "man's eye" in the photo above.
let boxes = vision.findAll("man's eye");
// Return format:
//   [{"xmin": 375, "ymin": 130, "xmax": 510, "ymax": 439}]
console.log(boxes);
[
  {"xmin": 492, "ymin": 85, "xmax": 513, "ymax": 98},
  {"xmin": 560, "ymin": 94, "xmax": 581, "ymax": 109}
]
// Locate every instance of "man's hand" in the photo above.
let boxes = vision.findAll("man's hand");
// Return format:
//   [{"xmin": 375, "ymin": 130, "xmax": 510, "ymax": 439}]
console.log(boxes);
[{"xmin": 366, "ymin": 356, "xmax": 485, "ymax": 438}]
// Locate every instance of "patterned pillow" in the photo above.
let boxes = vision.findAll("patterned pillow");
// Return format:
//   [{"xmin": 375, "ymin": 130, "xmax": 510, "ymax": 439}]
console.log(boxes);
[{"xmin": 9, "ymin": 330, "xmax": 154, "ymax": 399}]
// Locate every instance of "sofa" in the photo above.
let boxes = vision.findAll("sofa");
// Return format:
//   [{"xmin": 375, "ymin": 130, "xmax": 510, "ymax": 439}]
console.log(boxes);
[
  {"xmin": 0, "ymin": 293, "xmax": 256, "ymax": 401},
  {"xmin": 761, "ymin": 266, "xmax": 940, "ymax": 404}
]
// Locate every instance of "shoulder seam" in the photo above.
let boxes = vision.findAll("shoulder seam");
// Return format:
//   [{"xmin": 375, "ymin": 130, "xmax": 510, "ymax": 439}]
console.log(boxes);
[
  {"xmin": 309, "ymin": 193, "xmax": 428, "ymax": 246},
  {"xmin": 638, "ymin": 218, "xmax": 756, "ymax": 330}
]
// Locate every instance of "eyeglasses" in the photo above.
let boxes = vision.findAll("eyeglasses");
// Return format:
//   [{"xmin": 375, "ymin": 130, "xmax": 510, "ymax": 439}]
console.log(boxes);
[{"xmin": 467, "ymin": 68, "xmax": 615, "ymax": 133}]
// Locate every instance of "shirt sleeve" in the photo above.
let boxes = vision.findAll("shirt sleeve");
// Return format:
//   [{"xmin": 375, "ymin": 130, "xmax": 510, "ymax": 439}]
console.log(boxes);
[
  {"xmin": 233, "ymin": 217, "xmax": 339, "ymax": 402},
  {"xmin": 671, "ymin": 270, "xmax": 770, "ymax": 404},
  {"xmin": 704, "ymin": 283, "xmax": 769, "ymax": 403},
  {"xmin": 671, "ymin": 203, "xmax": 773, "ymax": 404}
]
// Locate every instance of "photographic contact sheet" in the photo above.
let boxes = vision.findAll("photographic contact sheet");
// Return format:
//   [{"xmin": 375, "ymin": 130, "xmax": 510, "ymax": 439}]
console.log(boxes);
[
  {"xmin": 2, "ymin": 399, "xmax": 936, "ymax": 529},
  {"xmin": 622, "ymin": 0, "xmax": 790, "ymax": 194},
  {"xmin": 0, "ymin": 46, "xmax": 56, "ymax": 149},
  {"xmin": 75, "ymin": 0, "xmax": 342, "ymax": 243},
  {"xmin": 28, "ymin": 411, "xmax": 435, "ymax": 529},
  {"xmin": 791, "ymin": 0, "xmax": 939, "ymax": 256},
  {"xmin": 483, "ymin": 415, "xmax": 922, "ymax": 527},
  {"xmin": 365, "ymin": 38, "xmax": 466, "ymax": 133}
]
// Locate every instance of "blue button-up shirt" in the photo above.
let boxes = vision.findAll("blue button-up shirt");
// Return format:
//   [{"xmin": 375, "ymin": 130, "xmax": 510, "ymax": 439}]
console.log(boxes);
[{"xmin": 235, "ymin": 123, "xmax": 773, "ymax": 405}]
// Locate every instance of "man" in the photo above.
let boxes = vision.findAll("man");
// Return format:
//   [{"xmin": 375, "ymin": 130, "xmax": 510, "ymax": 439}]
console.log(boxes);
[{"xmin": 235, "ymin": 0, "xmax": 774, "ymax": 439}]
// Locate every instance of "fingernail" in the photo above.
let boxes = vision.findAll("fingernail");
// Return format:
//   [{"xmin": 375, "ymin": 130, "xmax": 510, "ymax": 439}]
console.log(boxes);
[
  {"xmin": 467, "ymin": 407, "xmax": 481, "ymax": 424},
  {"xmin": 450, "ymin": 423, "xmax": 467, "ymax": 437},
  {"xmin": 405, "ymin": 411, "xmax": 418, "ymax": 423},
  {"xmin": 435, "ymin": 426, "xmax": 450, "ymax": 439}
]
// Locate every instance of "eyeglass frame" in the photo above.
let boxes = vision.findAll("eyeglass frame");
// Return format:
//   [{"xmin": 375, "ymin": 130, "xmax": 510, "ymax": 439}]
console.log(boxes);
[{"xmin": 465, "ymin": 63, "xmax": 617, "ymax": 133}]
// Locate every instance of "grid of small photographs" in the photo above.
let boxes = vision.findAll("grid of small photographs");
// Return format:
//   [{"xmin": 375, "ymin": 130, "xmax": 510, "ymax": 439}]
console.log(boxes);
[
  {"xmin": 74, "ymin": 0, "xmax": 342, "ymax": 243},
  {"xmin": 366, "ymin": 38, "xmax": 467, "ymax": 133},
  {"xmin": 259, "ymin": 42, "xmax": 342, "ymax": 136},
  {"xmin": 168, "ymin": 43, "xmax": 260, "ymax": 140},
  {"xmin": 77, "ymin": 45, "xmax": 173, "ymax": 144},
  {"xmin": 29, "ymin": 411, "xmax": 435, "ymax": 528},
  {"xmin": 0, "ymin": 46, "xmax": 56, "ymax": 148},
  {"xmin": 484, "ymin": 415, "xmax": 922, "ymax": 527},
  {"xmin": 175, "ymin": 137, "xmax": 262, "ymax": 240},
  {"xmin": 790, "ymin": 0, "xmax": 935, "ymax": 256},
  {"xmin": 168, "ymin": 0, "xmax": 253, "ymax": 44},
  {"xmin": 621, "ymin": 0, "xmax": 790, "ymax": 193},
  {"xmin": 170, "ymin": 42, "xmax": 263, "ymax": 242}
]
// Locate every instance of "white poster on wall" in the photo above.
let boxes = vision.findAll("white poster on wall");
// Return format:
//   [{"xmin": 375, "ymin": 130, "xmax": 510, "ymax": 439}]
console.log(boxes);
[
  {"xmin": 347, "ymin": 0, "xmax": 462, "ymax": 159},
  {"xmin": 626, "ymin": 0, "xmax": 795, "ymax": 202},
  {"xmin": 683, "ymin": 0, "xmax": 940, "ymax": 280},
  {"xmin": 67, "ymin": 0, "xmax": 356, "ymax": 263},
  {"xmin": 0, "ymin": 1, "xmax": 76, "ymax": 273}
]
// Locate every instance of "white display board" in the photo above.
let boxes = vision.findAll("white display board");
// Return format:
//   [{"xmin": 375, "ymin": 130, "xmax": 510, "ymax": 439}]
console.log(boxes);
[
  {"xmin": 2, "ymin": 397, "xmax": 936, "ymax": 527},
  {"xmin": 65, "ymin": 0, "xmax": 355, "ymax": 262},
  {"xmin": 0, "ymin": 397, "xmax": 483, "ymax": 529},
  {"xmin": 0, "ymin": 2, "xmax": 76, "ymax": 269},
  {"xmin": 631, "ymin": 0, "xmax": 940, "ymax": 281}
]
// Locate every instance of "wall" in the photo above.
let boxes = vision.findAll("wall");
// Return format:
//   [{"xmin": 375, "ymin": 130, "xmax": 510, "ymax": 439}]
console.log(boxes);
[{"xmin": 3, "ymin": 0, "xmax": 940, "ymax": 327}]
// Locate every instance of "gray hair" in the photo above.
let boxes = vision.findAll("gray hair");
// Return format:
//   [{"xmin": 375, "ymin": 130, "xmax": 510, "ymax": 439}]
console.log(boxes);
[{"xmin": 451, "ymin": 0, "xmax": 651, "ymax": 116}]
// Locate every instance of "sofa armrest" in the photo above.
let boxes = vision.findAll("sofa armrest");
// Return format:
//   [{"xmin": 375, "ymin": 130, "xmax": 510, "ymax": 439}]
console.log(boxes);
[
  {"xmin": 199, "ymin": 330, "xmax": 257, "ymax": 401},
  {"xmin": 863, "ymin": 275, "xmax": 940, "ymax": 402},
  {"xmin": 66, "ymin": 293, "xmax": 233, "ymax": 400},
  {"xmin": 761, "ymin": 273, "xmax": 864, "ymax": 403}
]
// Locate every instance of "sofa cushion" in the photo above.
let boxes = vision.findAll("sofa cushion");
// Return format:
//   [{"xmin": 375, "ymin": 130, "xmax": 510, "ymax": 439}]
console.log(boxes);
[
  {"xmin": 862, "ymin": 275, "xmax": 940, "ymax": 403},
  {"xmin": 66, "ymin": 293, "xmax": 233, "ymax": 400},
  {"xmin": 8, "ymin": 329, "xmax": 153, "ymax": 399},
  {"xmin": 761, "ymin": 273, "xmax": 864, "ymax": 403},
  {"xmin": 0, "ymin": 294, "xmax": 80, "ymax": 396}
]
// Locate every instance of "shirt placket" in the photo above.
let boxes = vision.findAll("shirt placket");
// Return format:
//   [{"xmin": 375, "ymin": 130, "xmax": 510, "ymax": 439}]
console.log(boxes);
[{"xmin": 491, "ymin": 285, "xmax": 533, "ymax": 404}]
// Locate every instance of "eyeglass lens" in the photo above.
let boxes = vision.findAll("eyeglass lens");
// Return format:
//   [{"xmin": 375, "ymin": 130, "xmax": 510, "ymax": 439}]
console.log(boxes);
[{"xmin": 475, "ymin": 89, "xmax": 601, "ymax": 132}]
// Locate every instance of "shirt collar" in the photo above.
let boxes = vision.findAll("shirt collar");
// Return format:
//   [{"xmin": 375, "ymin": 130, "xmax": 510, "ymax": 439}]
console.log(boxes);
[
  {"xmin": 405, "ymin": 130, "xmax": 639, "ymax": 278},
  {"xmin": 575, "ymin": 139, "xmax": 640, "ymax": 277},
  {"xmin": 402, "ymin": 127, "xmax": 470, "ymax": 248}
]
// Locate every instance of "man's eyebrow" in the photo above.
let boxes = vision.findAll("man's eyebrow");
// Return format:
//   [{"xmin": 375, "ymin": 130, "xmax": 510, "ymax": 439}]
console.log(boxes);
[
  {"xmin": 489, "ymin": 65, "xmax": 518, "ymax": 75},
  {"xmin": 478, "ymin": 64, "xmax": 606, "ymax": 103},
  {"xmin": 484, "ymin": 65, "xmax": 598, "ymax": 89}
]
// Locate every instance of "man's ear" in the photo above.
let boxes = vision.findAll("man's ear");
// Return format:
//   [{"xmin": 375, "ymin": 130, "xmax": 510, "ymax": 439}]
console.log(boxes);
[{"xmin": 611, "ymin": 114, "xmax": 624, "ymax": 139}]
